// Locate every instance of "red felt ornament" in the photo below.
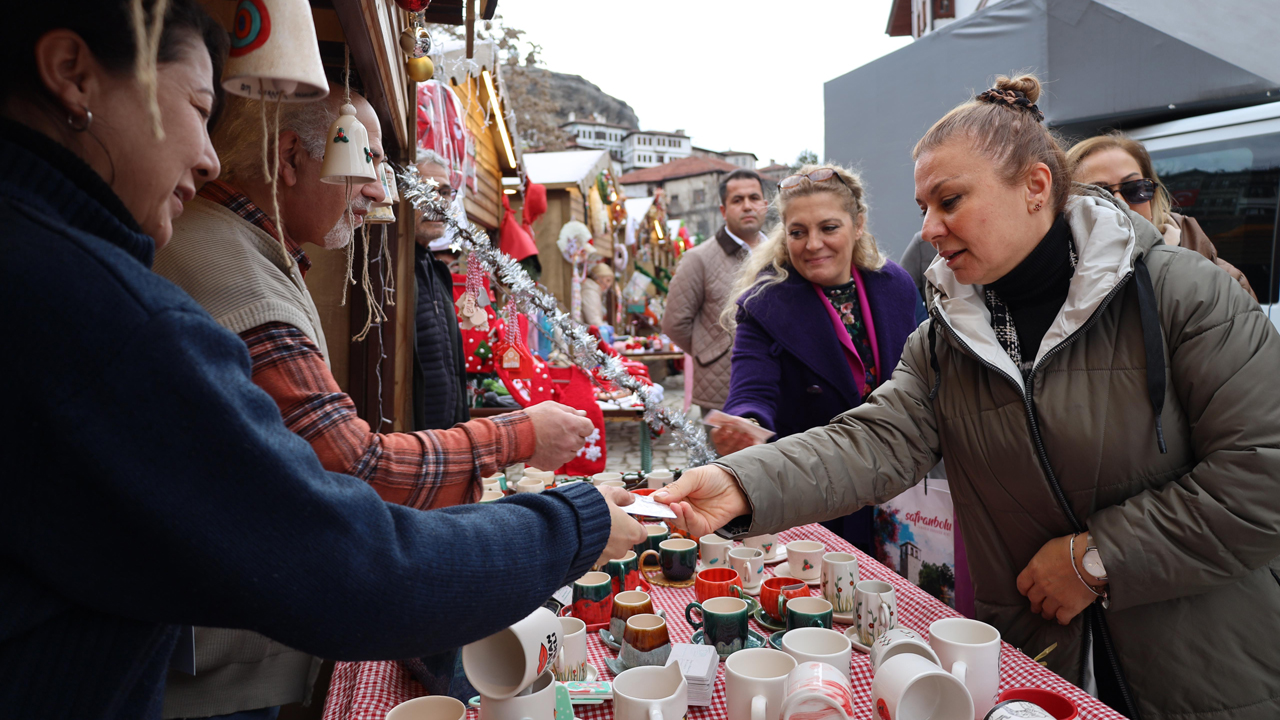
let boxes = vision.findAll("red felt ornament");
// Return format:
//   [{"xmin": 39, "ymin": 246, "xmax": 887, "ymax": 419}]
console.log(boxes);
[
  {"xmin": 492, "ymin": 301, "xmax": 553, "ymax": 407},
  {"xmin": 548, "ymin": 366, "xmax": 606, "ymax": 476},
  {"xmin": 393, "ymin": 0, "xmax": 432, "ymax": 12}
]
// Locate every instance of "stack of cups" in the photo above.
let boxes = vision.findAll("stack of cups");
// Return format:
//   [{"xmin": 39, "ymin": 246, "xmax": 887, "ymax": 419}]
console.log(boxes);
[{"xmin": 868, "ymin": 617, "xmax": 1007, "ymax": 720}]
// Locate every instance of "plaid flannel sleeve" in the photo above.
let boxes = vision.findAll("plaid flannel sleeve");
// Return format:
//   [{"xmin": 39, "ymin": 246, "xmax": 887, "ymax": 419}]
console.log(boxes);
[{"xmin": 240, "ymin": 322, "xmax": 536, "ymax": 510}]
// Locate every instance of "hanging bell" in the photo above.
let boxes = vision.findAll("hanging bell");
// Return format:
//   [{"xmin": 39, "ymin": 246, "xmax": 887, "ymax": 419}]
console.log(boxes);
[
  {"xmin": 383, "ymin": 164, "xmax": 401, "ymax": 204},
  {"xmin": 221, "ymin": 0, "xmax": 329, "ymax": 102},
  {"xmin": 320, "ymin": 104, "xmax": 379, "ymax": 184},
  {"xmin": 364, "ymin": 204, "xmax": 396, "ymax": 224}
]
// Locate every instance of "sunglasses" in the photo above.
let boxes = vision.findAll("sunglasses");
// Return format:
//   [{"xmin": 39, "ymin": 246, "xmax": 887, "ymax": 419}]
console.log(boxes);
[
  {"xmin": 779, "ymin": 168, "xmax": 852, "ymax": 192},
  {"xmin": 1097, "ymin": 178, "xmax": 1157, "ymax": 206}
]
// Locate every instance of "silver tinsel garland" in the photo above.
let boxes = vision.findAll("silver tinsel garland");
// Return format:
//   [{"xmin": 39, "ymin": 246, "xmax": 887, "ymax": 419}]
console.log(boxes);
[{"xmin": 399, "ymin": 166, "xmax": 715, "ymax": 468}]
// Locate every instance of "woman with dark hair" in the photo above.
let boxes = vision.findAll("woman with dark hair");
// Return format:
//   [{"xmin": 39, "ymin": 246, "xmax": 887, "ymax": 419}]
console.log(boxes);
[
  {"xmin": 0, "ymin": 2, "xmax": 641, "ymax": 718},
  {"xmin": 711, "ymin": 163, "xmax": 924, "ymax": 553},
  {"xmin": 658, "ymin": 75, "xmax": 1280, "ymax": 719},
  {"xmin": 1069, "ymin": 132, "xmax": 1257, "ymax": 300}
]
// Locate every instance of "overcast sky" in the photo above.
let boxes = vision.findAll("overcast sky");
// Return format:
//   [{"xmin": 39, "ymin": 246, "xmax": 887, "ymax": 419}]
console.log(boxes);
[{"xmin": 496, "ymin": 1, "xmax": 912, "ymax": 168}]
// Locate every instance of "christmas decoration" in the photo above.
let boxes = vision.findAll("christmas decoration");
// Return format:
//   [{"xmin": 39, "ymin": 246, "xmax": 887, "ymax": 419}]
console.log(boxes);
[
  {"xmin": 399, "ymin": 166, "xmax": 715, "ymax": 468},
  {"xmin": 221, "ymin": 0, "xmax": 328, "ymax": 102},
  {"xmin": 393, "ymin": 0, "xmax": 432, "ymax": 12},
  {"xmin": 406, "ymin": 56, "xmax": 435, "ymax": 83},
  {"xmin": 492, "ymin": 299, "xmax": 553, "ymax": 408}
]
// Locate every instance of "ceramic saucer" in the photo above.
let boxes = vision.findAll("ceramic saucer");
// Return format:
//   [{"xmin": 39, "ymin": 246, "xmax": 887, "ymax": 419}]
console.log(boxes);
[
  {"xmin": 751, "ymin": 605, "xmax": 786, "ymax": 632},
  {"xmin": 604, "ymin": 656, "xmax": 631, "ymax": 676},
  {"xmin": 832, "ymin": 610, "xmax": 856, "ymax": 625},
  {"xmin": 597, "ymin": 628, "xmax": 621, "ymax": 651},
  {"xmin": 841, "ymin": 626, "xmax": 873, "ymax": 654},
  {"xmin": 691, "ymin": 629, "xmax": 767, "ymax": 659},
  {"xmin": 772, "ymin": 562, "xmax": 821, "ymax": 586},
  {"xmin": 739, "ymin": 579, "xmax": 763, "ymax": 597},
  {"xmin": 761, "ymin": 544, "xmax": 788, "ymax": 565},
  {"xmin": 767, "ymin": 630, "xmax": 787, "ymax": 650}
]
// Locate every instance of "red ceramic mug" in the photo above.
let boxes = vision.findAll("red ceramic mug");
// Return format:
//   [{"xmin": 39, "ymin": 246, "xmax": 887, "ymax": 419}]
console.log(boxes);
[
  {"xmin": 694, "ymin": 567, "xmax": 745, "ymax": 603},
  {"xmin": 760, "ymin": 576, "xmax": 811, "ymax": 622},
  {"xmin": 995, "ymin": 688, "xmax": 1078, "ymax": 720}
]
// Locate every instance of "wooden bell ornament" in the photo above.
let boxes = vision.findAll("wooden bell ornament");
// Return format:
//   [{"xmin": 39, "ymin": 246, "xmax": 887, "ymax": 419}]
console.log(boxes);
[{"xmin": 320, "ymin": 104, "xmax": 379, "ymax": 184}]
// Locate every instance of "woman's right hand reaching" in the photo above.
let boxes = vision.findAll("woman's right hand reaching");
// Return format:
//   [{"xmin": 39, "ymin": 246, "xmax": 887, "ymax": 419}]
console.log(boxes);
[{"xmin": 653, "ymin": 465, "xmax": 751, "ymax": 539}]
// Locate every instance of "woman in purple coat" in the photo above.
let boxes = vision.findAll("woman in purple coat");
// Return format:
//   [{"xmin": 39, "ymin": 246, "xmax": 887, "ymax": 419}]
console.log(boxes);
[{"xmin": 711, "ymin": 164, "xmax": 925, "ymax": 553}]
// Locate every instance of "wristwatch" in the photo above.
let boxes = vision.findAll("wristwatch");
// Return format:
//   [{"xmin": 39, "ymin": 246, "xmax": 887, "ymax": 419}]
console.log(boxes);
[{"xmin": 1082, "ymin": 541, "xmax": 1108, "ymax": 581}]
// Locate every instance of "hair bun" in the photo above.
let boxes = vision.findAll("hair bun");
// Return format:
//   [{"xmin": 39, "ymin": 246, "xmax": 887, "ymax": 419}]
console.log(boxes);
[{"xmin": 993, "ymin": 74, "xmax": 1041, "ymax": 104}]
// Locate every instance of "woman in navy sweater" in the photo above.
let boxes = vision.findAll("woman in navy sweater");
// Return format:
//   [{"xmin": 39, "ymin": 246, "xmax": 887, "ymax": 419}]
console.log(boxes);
[
  {"xmin": 0, "ymin": 3, "xmax": 642, "ymax": 718},
  {"xmin": 713, "ymin": 165, "xmax": 925, "ymax": 553}
]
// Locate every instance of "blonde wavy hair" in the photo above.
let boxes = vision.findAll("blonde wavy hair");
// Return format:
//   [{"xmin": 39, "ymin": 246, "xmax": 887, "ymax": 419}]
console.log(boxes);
[
  {"xmin": 720, "ymin": 163, "xmax": 886, "ymax": 328},
  {"xmin": 1067, "ymin": 132, "xmax": 1173, "ymax": 229}
]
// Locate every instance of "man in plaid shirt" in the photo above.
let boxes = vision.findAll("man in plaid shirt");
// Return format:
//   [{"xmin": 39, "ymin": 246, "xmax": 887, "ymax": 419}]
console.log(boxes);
[{"xmin": 153, "ymin": 89, "xmax": 596, "ymax": 719}]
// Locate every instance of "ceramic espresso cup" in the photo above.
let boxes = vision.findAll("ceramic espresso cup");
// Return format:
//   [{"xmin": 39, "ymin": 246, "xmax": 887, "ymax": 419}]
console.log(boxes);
[
  {"xmin": 871, "ymin": 654, "xmax": 973, "ymax": 720},
  {"xmin": 592, "ymin": 471, "xmax": 623, "ymax": 486},
  {"xmin": 760, "ymin": 577, "xmax": 811, "ymax": 623},
  {"xmin": 479, "ymin": 490, "xmax": 504, "ymax": 503},
  {"xmin": 640, "ymin": 538, "xmax": 698, "ymax": 583},
  {"xmin": 725, "ymin": 648, "xmax": 798, "ymax": 720},
  {"xmin": 461, "ymin": 607, "xmax": 562, "ymax": 699},
  {"xmin": 635, "ymin": 524, "xmax": 672, "ymax": 556},
  {"xmin": 516, "ymin": 477, "xmax": 546, "ymax": 494},
  {"xmin": 786, "ymin": 541, "xmax": 825, "ymax": 581},
  {"xmin": 779, "ymin": 661, "xmax": 854, "ymax": 720},
  {"xmin": 613, "ymin": 664, "xmax": 688, "ymax": 720},
  {"xmin": 554, "ymin": 617, "xmax": 589, "ymax": 682},
  {"xmin": 783, "ymin": 596, "xmax": 833, "ymax": 632},
  {"xmin": 729, "ymin": 547, "xmax": 766, "ymax": 589},
  {"xmin": 929, "ymin": 617, "xmax": 1002, "ymax": 719},
  {"xmin": 686, "ymin": 596, "xmax": 751, "ymax": 656},
  {"xmin": 645, "ymin": 470, "xmax": 674, "ymax": 489},
  {"xmin": 820, "ymin": 552, "xmax": 858, "ymax": 614},
  {"xmin": 780, "ymin": 627, "xmax": 852, "ymax": 678},
  {"xmin": 479, "ymin": 669, "xmax": 557, "ymax": 720},
  {"xmin": 572, "ymin": 571, "xmax": 614, "ymax": 625},
  {"xmin": 853, "ymin": 579, "xmax": 896, "ymax": 646},
  {"xmin": 598, "ymin": 479, "xmax": 627, "ymax": 489},
  {"xmin": 695, "ymin": 566, "xmax": 746, "ymax": 604},
  {"xmin": 610, "ymin": 590, "xmax": 654, "ymax": 641},
  {"xmin": 524, "ymin": 468, "xmax": 555, "ymax": 483},
  {"xmin": 699, "ymin": 533, "xmax": 735, "ymax": 569},
  {"xmin": 620, "ymin": 613, "xmax": 672, "ymax": 668},
  {"xmin": 741, "ymin": 534, "xmax": 779, "ymax": 561},
  {"xmin": 869, "ymin": 627, "xmax": 939, "ymax": 671},
  {"xmin": 387, "ymin": 695, "xmax": 468, "ymax": 720},
  {"xmin": 605, "ymin": 551, "xmax": 641, "ymax": 594}
]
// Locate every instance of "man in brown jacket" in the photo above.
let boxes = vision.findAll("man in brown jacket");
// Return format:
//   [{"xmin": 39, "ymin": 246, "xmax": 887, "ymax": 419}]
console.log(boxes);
[{"xmin": 663, "ymin": 169, "xmax": 768, "ymax": 413}]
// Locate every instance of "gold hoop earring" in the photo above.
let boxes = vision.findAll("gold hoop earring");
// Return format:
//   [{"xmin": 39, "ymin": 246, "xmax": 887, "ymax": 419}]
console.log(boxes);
[{"xmin": 67, "ymin": 107, "xmax": 92, "ymax": 132}]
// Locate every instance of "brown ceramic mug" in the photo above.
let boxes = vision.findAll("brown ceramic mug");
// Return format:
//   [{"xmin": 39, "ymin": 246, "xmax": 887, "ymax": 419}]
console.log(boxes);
[
  {"xmin": 610, "ymin": 590, "xmax": 655, "ymax": 642},
  {"xmin": 620, "ymin": 613, "xmax": 672, "ymax": 669}
]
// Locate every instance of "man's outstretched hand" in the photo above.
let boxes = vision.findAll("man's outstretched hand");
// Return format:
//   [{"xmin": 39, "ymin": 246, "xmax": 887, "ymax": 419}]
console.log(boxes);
[{"xmin": 652, "ymin": 465, "xmax": 750, "ymax": 539}]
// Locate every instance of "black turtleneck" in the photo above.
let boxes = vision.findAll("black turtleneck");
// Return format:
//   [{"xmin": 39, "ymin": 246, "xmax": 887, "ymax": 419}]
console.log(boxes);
[{"xmin": 986, "ymin": 213, "xmax": 1075, "ymax": 361}]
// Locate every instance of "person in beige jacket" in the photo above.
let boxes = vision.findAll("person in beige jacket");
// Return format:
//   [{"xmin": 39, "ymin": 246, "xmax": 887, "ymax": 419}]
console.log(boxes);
[
  {"xmin": 657, "ymin": 76, "xmax": 1280, "ymax": 720},
  {"xmin": 663, "ymin": 169, "xmax": 768, "ymax": 413}
]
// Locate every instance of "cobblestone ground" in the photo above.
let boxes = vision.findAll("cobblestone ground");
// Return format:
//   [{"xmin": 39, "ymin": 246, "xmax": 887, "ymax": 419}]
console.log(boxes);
[{"xmin": 603, "ymin": 373, "xmax": 699, "ymax": 473}]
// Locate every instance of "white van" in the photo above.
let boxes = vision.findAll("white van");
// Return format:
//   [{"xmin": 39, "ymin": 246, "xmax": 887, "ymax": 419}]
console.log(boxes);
[{"xmin": 1130, "ymin": 101, "xmax": 1280, "ymax": 331}]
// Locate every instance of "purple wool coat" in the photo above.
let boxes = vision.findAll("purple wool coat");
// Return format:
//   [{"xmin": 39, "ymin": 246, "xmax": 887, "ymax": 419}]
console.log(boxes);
[{"xmin": 723, "ymin": 261, "xmax": 925, "ymax": 551}]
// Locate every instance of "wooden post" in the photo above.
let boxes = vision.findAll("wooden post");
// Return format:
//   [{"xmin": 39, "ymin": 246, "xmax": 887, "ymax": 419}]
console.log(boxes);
[{"xmin": 466, "ymin": 0, "xmax": 476, "ymax": 58}]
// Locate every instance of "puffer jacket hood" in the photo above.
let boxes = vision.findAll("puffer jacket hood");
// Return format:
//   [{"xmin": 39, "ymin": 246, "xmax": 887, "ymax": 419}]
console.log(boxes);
[{"xmin": 718, "ymin": 191, "xmax": 1280, "ymax": 719}]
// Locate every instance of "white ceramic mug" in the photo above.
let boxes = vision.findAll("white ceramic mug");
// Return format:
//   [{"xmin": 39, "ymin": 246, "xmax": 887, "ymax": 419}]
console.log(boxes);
[
  {"xmin": 479, "ymin": 669, "xmax": 557, "ymax": 720},
  {"xmin": 868, "ymin": 627, "xmax": 939, "ymax": 671},
  {"xmin": 483, "ymin": 481, "xmax": 504, "ymax": 495},
  {"xmin": 786, "ymin": 541, "xmax": 825, "ymax": 581},
  {"xmin": 387, "ymin": 695, "xmax": 468, "ymax": 720},
  {"xmin": 613, "ymin": 663, "xmax": 688, "ymax": 720},
  {"xmin": 480, "ymin": 490, "xmax": 504, "ymax": 503},
  {"xmin": 929, "ymin": 617, "xmax": 1002, "ymax": 719},
  {"xmin": 646, "ymin": 470, "xmax": 674, "ymax": 489},
  {"xmin": 516, "ymin": 478, "xmax": 546, "ymax": 494},
  {"xmin": 599, "ymin": 479, "xmax": 627, "ymax": 489},
  {"xmin": 524, "ymin": 468, "xmax": 555, "ymax": 481},
  {"xmin": 780, "ymin": 627, "xmax": 852, "ymax": 678},
  {"xmin": 592, "ymin": 472, "xmax": 622, "ymax": 486},
  {"xmin": 555, "ymin": 617, "xmax": 588, "ymax": 682},
  {"xmin": 853, "ymin": 579, "xmax": 896, "ymax": 646},
  {"xmin": 729, "ymin": 547, "xmax": 766, "ymax": 588},
  {"xmin": 779, "ymin": 661, "xmax": 854, "ymax": 720},
  {"xmin": 699, "ymin": 533, "xmax": 735, "ymax": 569},
  {"xmin": 820, "ymin": 552, "xmax": 858, "ymax": 614},
  {"xmin": 741, "ymin": 534, "xmax": 779, "ymax": 561},
  {"xmin": 725, "ymin": 648, "xmax": 798, "ymax": 720},
  {"xmin": 871, "ymin": 653, "xmax": 973, "ymax": 720},
  {"xmin": 461, "ymin": 607, "xmax": 562, "ymax": 699}
]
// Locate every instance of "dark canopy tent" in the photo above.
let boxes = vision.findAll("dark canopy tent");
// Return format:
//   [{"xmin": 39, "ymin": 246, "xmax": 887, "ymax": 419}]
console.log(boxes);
[{"xmin": 826, "ymin": 0, "xmax": 1280, "ymax": 258}]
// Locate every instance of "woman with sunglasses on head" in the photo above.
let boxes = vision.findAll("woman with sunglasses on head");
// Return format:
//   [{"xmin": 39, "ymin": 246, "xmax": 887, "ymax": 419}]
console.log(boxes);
[
  {"xmin": 659, "ymin": 74, "xmax": 1280, "ymax": 719},
  {"xmin": 0, "ymin": 2, "xmax": 643, "ymax": 717},
  {"xmin": 1069, "ymin": 132, "xmax": 1256, "ymax": 300},
  {"xmin": 709, "ymin": 164, "xmax": 925, "ymax": 553}
]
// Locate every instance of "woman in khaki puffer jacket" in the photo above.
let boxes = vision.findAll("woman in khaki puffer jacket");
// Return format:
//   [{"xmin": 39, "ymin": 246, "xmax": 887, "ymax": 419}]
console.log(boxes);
[{"xmin": 656, "ymin": 75, "xmax": 1280, "ymax": 720}]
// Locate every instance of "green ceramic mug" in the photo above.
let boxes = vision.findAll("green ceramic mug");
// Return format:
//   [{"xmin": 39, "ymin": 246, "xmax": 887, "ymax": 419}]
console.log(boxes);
[
  {"xmin": 686, "ymin": 596, "xmax": 751, "ymax": 656},
  {"xmin": 640, "ymin": 538, "xmax": 698, "ymax": 583},
  {"xmin": 784, "ymin": 596, "xmax": 833, "ymax": 631},
  {"xmin": 634, "ymin": 524, "xmax": 671, "ymax": 557}
]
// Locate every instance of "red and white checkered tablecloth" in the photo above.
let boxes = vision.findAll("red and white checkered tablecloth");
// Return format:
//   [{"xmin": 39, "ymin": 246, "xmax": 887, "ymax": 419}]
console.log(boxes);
[{"xmin": 322, "ymin": 524, "xmax": 1124, "ymax": 720}]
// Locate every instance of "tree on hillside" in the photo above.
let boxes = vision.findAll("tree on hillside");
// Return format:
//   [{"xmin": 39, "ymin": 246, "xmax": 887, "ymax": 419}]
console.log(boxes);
[{"xmin": 792, "ymin": 150, "xmax": 819, "ymax": 171}]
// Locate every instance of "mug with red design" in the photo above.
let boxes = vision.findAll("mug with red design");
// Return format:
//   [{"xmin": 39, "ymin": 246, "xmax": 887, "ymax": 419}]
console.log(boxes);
[
  {"xmin": 461, "ymin": 607, "xmax": 562, "ymax": 700},
  {"xmin": 870, "ymin": 653, "xmax": 972, "ymax": 720},
  {"xmin": 760, "ymin": 577, "xmax": 810, "ymax": 623},
  {"xmin": 779, "ymin": 661, "xmax": 854, "ymax": 720},
  {"xmin": 854, "ymin": 579, "xmax": 896, "ymax": 646},
  {"xmin": 786, "ymin": 541, "xmax": 825, "ymax": 582},
  {"xmin": 572, "ymin": 571, "xmax": 614, "ymax": 625}
]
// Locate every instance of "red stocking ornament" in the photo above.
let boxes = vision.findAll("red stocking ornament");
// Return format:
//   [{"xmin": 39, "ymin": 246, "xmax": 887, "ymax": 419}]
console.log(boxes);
[{"xmin": 493, "ymin": 301, "xmax": 552, "ymax": 407}]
